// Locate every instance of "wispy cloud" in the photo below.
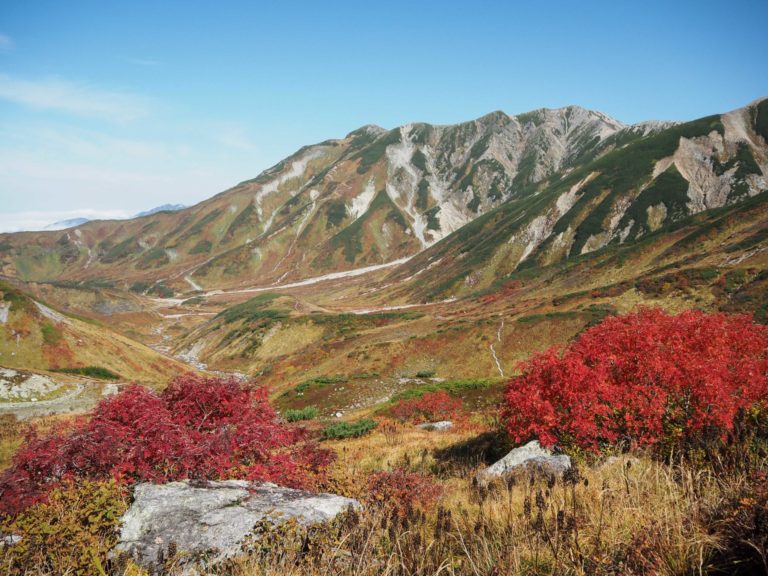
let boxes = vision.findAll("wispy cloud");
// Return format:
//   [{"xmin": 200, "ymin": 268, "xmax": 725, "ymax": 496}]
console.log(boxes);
[
  {"xmin": 0, "ymin": 33, "xmax": 13, "ymax": 52},
  {"xmin": 0, "ymin": 209, "xmax": 132, "ymax": 233},
  {"xmin": 0, "ymin": 74, "xmax": 152, "ymax": 122}
]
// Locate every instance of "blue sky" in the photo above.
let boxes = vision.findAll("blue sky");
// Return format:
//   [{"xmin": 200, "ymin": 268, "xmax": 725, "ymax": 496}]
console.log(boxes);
[{"xmin": 0, "ymin": 0, "xmax": 766, "ymax": 231}]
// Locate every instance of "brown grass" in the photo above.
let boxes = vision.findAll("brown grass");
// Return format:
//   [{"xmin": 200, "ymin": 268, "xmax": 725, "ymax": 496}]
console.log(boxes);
[{"xmin": 145, "ymin": 424, "xmax": 766, "ymax": 576}]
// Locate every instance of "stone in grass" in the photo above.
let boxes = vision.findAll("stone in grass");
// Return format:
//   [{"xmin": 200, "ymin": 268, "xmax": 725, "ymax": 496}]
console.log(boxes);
[
  {"xmin": 417, "ymin": 421, "xmax": 453, "ymax": 431},
  {"xmin": 476, "ymin": 440, "xmax": 571, "ymax": 483},
  {"xmin": 115, "ymin": 480, "xmax": 360, "ymax": 572}
]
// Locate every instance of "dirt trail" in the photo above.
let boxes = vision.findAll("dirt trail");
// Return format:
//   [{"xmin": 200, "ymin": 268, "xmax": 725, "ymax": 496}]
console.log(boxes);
[{"xmin": 0, "ymin": 382, "xmax": 121, "ymax": 420}]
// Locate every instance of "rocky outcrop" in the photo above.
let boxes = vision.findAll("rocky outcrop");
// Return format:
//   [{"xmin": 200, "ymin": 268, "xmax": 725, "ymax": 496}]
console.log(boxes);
[
  {"xmin": 417, "ymin": 420, "xmax": 453, "ymax": 431},
  {"xmin": 115, "ymin": 480, "xmax": 360, "ymax": 572},
  {"xmin": 476, "ymin": 440, "xmax": 571, "ymax": 483}
]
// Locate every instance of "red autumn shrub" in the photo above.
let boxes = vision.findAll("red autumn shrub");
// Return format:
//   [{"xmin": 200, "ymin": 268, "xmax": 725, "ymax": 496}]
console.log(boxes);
[
  {"xmin": 0, "ymin": 375, "xmax": 333, "ymax": 517},
  {"xmin": 504, "ymin": 308, "xmax": 768, "ymax": 452},
  {"xmin": 390, "ymin": 390, "xmax": 463, "ymax": 423},
  {"xmin": 366, "ymin": 468, "xmax": 442, "ymax": 517}
]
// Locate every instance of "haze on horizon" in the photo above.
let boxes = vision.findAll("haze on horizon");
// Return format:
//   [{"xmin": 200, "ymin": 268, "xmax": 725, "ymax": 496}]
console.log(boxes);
[{"xmin": 0, "ymin": 0, "xmax": 766, "ymax": 232}]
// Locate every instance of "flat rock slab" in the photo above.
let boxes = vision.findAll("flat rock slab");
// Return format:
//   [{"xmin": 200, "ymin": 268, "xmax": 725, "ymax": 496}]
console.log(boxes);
[
  {"xmin": 417, "ymin": 420, "xmax": 453, "ymax": 431},
  {"xmin": 115, "ymin": 480, "xmax": 360, "ymax": 571},
  {"xmin": 477, "ymin": 440, "xmax": 571, "ymax": 482}
]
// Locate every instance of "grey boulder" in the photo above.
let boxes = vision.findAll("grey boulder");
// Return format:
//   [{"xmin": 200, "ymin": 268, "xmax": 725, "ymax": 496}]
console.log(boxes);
[
  {"xmin": 477, "ymin": 440, "xmax": 571, "ymax": 482},
  {"xmin": 115, "ymin": 480, "xmax": 360, "ymax": 571},
  {"xmin": 417, "ymin": 420, "xmax": 453, "ymax": 431}
]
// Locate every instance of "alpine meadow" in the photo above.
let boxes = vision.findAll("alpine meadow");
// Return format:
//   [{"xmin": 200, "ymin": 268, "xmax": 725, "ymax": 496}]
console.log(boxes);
[{"xmin": 1, "ymin": 2, "xmax": 767, "ymax": 575}]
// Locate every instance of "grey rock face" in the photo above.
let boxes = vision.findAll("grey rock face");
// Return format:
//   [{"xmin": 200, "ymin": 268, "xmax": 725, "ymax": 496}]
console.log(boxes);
[
  {"xmin": 115, "ymin": 480, "xmax": 360, "ymax": 571},
  {"xmin": 417, "ymin": 420, "xmax": 454, "ymax": 431},
  {"xmin": 477, "ymin": 440, "xmax": 571, "ymax": 482}
]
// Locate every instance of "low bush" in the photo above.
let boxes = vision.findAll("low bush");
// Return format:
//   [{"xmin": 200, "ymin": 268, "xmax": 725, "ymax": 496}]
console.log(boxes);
[
  {"xmin": 284, "ymin": 406, "xmax": 319, "ymax": 422},
  {"xmin": 0, "ymin": 375, "xmax": 333, "ymax": 516},
  {"xmin": 391, "ymin": 390, "xmax": 463, "ymax": 423},
  {"xmin": 40, "ymin": 322, "xmax": 63, "ymax": 346},
  {"xmin": 388, "ymin": 378, "xmax": 496, "ymax": 403},
  {"xmin": 0, "ymin": 479, "xmax": 127, "ymax": 576},
  {"xmin": 51, "ymin": 366, "xmax": 121, "ymax": 380},
  {"xmin": 504, "ymin": 308, "xmax": 768, "ymax": 453},
  {"xmin": 321, "ymin": 418, "xmax": 376, "ymax": 440},
  {"xmin": 366, "ymin": 468, "xmax": 442, "ymax": 518}
]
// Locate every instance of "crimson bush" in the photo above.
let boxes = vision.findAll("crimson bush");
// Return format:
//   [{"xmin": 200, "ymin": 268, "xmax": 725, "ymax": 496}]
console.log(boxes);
[
  {"xmin": 0, "ymin": 375, "xmax": 333, "ymax": 516},
  {"xmin": 390, "ymin": 390, "xmax": 463, "ymax": 423},
  {"xmin": 504, "ymin": 309, "xmax": 768, "ymax": 451}
]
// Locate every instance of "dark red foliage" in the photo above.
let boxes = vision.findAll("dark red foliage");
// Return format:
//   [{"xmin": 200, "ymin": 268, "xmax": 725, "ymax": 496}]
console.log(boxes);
[
  {"xmin": 367, "ymin": 468, "xmax": 443, "ymax": 517},
  {"xmin": 390, "ymin": 390, "xmax": 463, "ymax": 423},
  {"xmin": 504, "ymin": 309, "xmax": 768, "ymax": 451},
  {"xmin": 0, "ymin": 375, "xmax": 333, "ymax": 516}
]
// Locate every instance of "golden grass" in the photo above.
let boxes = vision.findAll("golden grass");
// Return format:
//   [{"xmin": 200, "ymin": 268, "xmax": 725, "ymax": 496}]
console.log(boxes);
[
  {"xmin": 199, "ymin": 425, "xmax": 749, "ymax": 576},
  {"xmin": 2, "ymin": 412, "xmax": 764, "ymax": 575}
]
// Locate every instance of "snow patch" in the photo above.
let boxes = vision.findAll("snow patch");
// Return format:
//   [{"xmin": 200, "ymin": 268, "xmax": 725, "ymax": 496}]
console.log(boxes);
[
  {"xmin": 618, "ymin": 220, "xmax": 635, "ymax": 242},
  {"xmin": 0, "ymin": 303, "xmax": 9, "ymax": 324},
  {"xmin": 489, "ymin": 319, "xmax": 505, "ymax": 378},
  {"xmin": 517, "ymin": 215, "xmax": 550, "ymax": 264},
  {"xmin": 184, "ymin": 275, "xmax": 202, "ymax": 291},
  {"xmin": 205, "ymin": 257, "xmax": 411, "ymax": 297},
  {"xmin": 254, "ymin": 149, "xmax": 324, "ymax": 234},
  {"xmin": 34, "ymin": 301, "xmax": 70, "ymax": 325},
  {"xmin": 516, "ymin": 173, "xmax": 594, "ymax": 265},
  {"xmin": 385, "ymin": 127, "xmax": 432, "ymax": 247},
  {"xmin": 348, "ymin": 178, "xmax": 376, "ymax": 220}
]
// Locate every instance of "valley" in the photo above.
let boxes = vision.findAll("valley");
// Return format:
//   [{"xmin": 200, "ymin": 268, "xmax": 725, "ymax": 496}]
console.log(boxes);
[{"xmin": 1, "ymin": 96, "xmax": 767, "ymax": 576}]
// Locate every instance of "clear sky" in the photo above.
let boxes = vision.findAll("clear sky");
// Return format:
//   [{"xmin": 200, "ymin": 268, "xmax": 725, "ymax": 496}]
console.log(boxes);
[{"xmin": 0, "ymin": 0, "xmax": 766, "ymax": 231}]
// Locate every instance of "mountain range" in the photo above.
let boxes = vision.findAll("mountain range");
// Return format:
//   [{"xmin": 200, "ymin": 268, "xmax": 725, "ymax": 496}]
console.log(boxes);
[
  {"xmin": 0, "ymin": 97, "xmax": 766, "ymax": 403},
  {"xmin": 2, "ymin": 99, "xmax": 765, "ymax": 295}
]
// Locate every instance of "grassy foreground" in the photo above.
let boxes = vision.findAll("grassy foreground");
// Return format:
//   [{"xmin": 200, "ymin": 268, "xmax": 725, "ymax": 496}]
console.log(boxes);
[
  {"xmin": 2, "ymin": 416, "xmax": 767, "ymax": 575},
  {"xmin": 112, "ymin": 423, "xmax": 766, "ymax": 576}
]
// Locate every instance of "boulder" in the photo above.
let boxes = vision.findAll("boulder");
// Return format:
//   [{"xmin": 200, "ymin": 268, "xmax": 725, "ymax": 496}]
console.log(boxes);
[
  {"xmin": 0, "ymin": 532, "xmax": 22, "ymax": 547},
  {"xmin": 477, "ymin": 440, "xmax": 571, "ymax": 482},
  {"xmin": 417, "ymin": 421, "xmax": 453, "ymax": 431},
  {"xmin": 115, "ymin": 480, "xmax": 360, "ymax": 571}
]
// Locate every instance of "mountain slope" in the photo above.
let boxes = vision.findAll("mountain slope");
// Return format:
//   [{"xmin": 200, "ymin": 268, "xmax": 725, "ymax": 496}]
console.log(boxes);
[
  {"xmin": 381, "ymin": 99, "xmax": 768, "ymax": 299},
  {"xmin": 0, "ymin": 280, "xmax": 188, "ymax": 384},
  {"xmin": 163, "ymin": 187, "xmax": 768, "ymax": 408},
  {"xmin": 1, "ymin": 98, "xmax": 766, "ymax": 410},
  {"xmin": 0, "ymin": 105, "xmax": 668, "ymax": 292}
]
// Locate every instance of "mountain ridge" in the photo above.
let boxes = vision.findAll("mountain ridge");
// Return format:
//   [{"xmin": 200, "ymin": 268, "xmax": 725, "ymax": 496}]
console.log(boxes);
[{"xmin": 0, "ymin": 98, "xmax": 765, "ymax": 298}]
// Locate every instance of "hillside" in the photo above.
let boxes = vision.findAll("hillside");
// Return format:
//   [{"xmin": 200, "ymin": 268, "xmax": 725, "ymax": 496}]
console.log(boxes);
[
  {"xmin": 1, "ymin": 99, "xmax": 767, "ymax": 576},
  {"xmin": 0, "ymin": 104, "xmax": 676, "ymax": 293},
  {"xmin": 0, "ymin": 280, "xmax": 188, "ymax": 385},
  {"xmin": 0, "ymin": 98, "xmax": 764, "ymax": 409},
  {"xmin": 382, "ymin": 99, "xmax": 768, "ymax": 299}
]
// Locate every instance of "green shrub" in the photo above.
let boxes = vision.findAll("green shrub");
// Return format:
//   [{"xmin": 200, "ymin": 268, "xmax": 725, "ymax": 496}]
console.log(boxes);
[
  {"xmin": 285, "ymin": 406, "xmax": 319, "ymax": 422},
  {"xmin": 388, "ymin": 378, "xmax": 497, "ymax": 404},
  {"xmin": 147, "ymin": 283, "xmax": 174, "ymax": 298},
  {"xmin": 189, "ymin": 239, "xmax": 213, "ymax": 254},
  {"xmin": 0, "ymin": 479, "xmax": 127, "ymax": 576},
  {"xmin": 322, "ymin": 418, "xmax": 376, "ymax": 440},
  {"xmin": 51, "ymin": 366, "xmax": 121, "ymax": 380},
  {"xmin": 129, "ymin": 281, "xmax": 149, "ymax": 294},
  {"xmin": 40, "ymin": 322, "xmax": 63, "ymax": 346},
  {"xmin": 215, "ymin": 293, "xmax": 283, "ymax": 324}
]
